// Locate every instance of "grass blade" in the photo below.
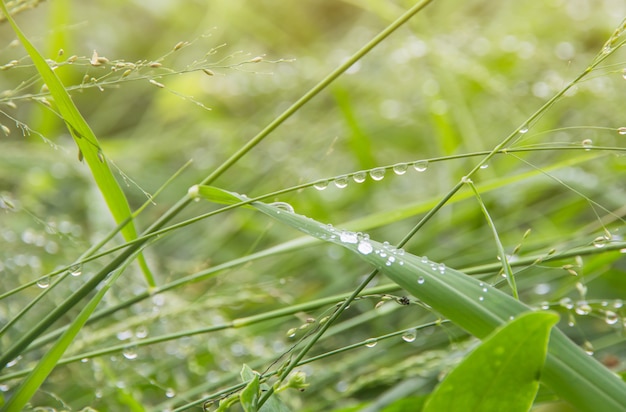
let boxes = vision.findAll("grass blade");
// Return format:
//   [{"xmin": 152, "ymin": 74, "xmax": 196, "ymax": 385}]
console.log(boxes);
[
  {"xmin": 0, "ymin": 1, "xmax": 154, "ymax": 286},
  {"xmin": 1, "ymin": 249, "xmax": 139, "ymax": 411},
  {"xmin": 193, "ymin": 186, "xmax": 626, "ymax": 412}
]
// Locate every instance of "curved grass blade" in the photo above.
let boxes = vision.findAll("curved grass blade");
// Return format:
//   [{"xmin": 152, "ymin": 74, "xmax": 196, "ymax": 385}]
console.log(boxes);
[
  {"xmin": 192, "ymin": 186, "xmax": 626, "ymax": 412},
  {"xmin": 0, "ymin": 1, "xmax": 154, "ymax": 286},
  {"xmin": 423, "ymin": 311, "xmax": 559, "ymax": 412}
]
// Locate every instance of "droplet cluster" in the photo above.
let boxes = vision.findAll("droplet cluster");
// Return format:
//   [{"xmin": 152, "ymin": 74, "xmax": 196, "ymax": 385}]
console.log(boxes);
[{"xmin": 312, "ymin": 160, "xmax": 429, "ymax": 191}]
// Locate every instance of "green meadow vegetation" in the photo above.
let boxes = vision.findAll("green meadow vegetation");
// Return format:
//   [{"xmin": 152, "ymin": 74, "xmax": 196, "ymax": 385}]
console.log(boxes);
[{"xmin": 1, "ymin": 1, "xmax": 626, "ymax": 411}]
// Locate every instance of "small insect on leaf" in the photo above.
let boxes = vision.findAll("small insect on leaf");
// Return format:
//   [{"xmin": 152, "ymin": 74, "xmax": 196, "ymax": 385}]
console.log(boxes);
[{"xmin": 78, "ymin": 149, "xmax": 83, "ymax": 162}]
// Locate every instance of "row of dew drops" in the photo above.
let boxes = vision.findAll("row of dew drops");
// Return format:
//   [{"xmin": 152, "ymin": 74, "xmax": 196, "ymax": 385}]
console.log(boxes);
[{"xmin": 312, "ymin": 160, "xmax": 429, "ymax": 191}]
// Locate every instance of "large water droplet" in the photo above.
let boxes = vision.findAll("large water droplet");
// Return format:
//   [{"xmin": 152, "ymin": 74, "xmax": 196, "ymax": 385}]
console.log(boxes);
[
  {"xmin": 314, "ymin": 180, "xmax": 329, "ymax": 191},
  {"xmin": 357, "ymin": 241, "xmax": 373, "ymax": 255},
  {"xmin": 412, "ymin": 160, "xmax": 428, "ymax": 172},
  {"xmin": 287, "ymin": 328, "xmax": 297, "ymax": 338},
  {"xmin": 417, "ymin": 276, "xmax": 425, "ymax": 284},
  {"xmin": 123, "ymin": 346, "xmax": 138, "ymax": 360},
  {"xmin": 519, "ymin": 126, "xmax": 529, "ymax": 134},
  {"xmin": 369, "ymin": 168, "xmax": 386, "ymax": 181},
  {"xmin": 617, "ymin": 127, "xmax": 626, "ymax": 135},
  {"xmin": 480, "ymin": 163, "xmax": 489, "ymax": 169},
  {"xmin": 364, "ymin": 338, "xmax": 378, "ymax": 348},
  {"xmin": 540, "ymin": 301, "xmax": 550, "ymax": 310},
  {"xmin": 392, "ymin": 163, "xmax": 408, "ymax": 175},
  {"xmin": 604, "ymin": 311, "xmax": 619, "ymax": 325},
  {"xmin": 334, "ymin": 176, "xmax": 349, "ymax": 189},
  {"xmin": 339, "ymin": 230, "xmax": 358, "ymax": 244},
  {"xmin": 402, "ymin": 328, "xmax": 417, "ymax": 342},
  {"xmin": 37, "ymin": 276, "xmax": 50, "ymax": 288},
  {"xmin": 352, "ymin": 171, "xmax": 367, "ymax": 183},
  {"xmin": 582, "ymin": 341, "xmax": 594, "ymax": 355},
  {"xmin": 582, "ymin": 139, "xmax": 592, "ymax": 151},
  {"xmin": 574, "ymin": 301, "xmax": 592, "ymax": 315},
  {"xmin": 165, "ymin": 388, "xmax": 176, "ymax": 398},
  {"xmin": 69, "ymin": 264, "xmax": 82, "ymax": 277}
]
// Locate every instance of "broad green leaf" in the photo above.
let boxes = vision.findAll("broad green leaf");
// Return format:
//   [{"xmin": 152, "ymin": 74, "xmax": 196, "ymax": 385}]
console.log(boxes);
[
  {"xmin": 0, "ymin": 2, "xmax": 154, "ymax": 286},
  {"xmin": 193, "ymin": 186, "xmax": 626, "ymax": 412},
  {"xmin": 240, "ymin": 365, "xmax": 260, "ymax": 412},
  {"xmin": 423, "ymin": 311, "xmax": 559, "ymax": 412}
]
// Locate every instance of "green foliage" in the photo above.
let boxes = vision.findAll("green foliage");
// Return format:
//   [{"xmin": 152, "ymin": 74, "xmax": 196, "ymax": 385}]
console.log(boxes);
[
  {"xmin": 0, "ymin": 1, "xmax": 625, "ymax": 411},
  {"xmin": 423, "ymin": 311, "xmax": 558, "ymax": 412}
]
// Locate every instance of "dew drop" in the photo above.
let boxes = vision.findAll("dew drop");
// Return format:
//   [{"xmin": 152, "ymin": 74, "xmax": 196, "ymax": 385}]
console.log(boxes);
[
  {"xmin": 385, "ymin": 256, "xmax": 396, "ymax": 266},
  {"xmin": 581, "ymin": 139, "xmax": 592, "ymax": 151},
  {"xmin": 357, "ymin": 241, "xmax": 373, "ymax": 255},
  {"xmin": 69, "ymin": 264, "xmax": 82, "ymax": 277},
  {"xmin": 37, "ymin": 276, "xmax": 50, "ymax": 288},
  {"xmin": 122, "ymin": 346, "xmax": 138, "ymax": 360},
  {"xmin": 412, "ymin": 160, "xmax": 429, "ymax": 172},
  {"xmin": 480, "ymin": 164, "xmax": 489, "ymax": 169},
  {"xmin": 417, "ymin": 276, "xmax": 425, "ymax": 284},
  {"xmin": 270, "ymin": 202, "xmax": 295, "ymax": 213},
  {"xmin": 402, "ymin": 329, "xmax": 417, "ymax": 342},
  {"xmin": 540, "ymin": 301, "xmax": 550, "ymax": 310},
  {"xmin": 352, "ymin": 172, "xmax": 367, "ymax": 183},
  {"xmin": 482, "ymin": 287, "xmax": 488, "ymax": 293},
  {"xmin": 364, "ymin": 338, "xmax": 378, "ymax": 348},
  {"xmin": 437, "ymin": 263, "xmax": 446, "ymax": 273},
  {"xmin": 478, "ymin": 296, "xmax": 484, "ymax": 301},
  {"xmin": 287, "ymin": 328, "xmax": 297, "ymax": 338},
  {"xmin": 314, "ymin": 180, "xmax": 329, "ymax": 191},
  {"xmin": 613, "ymin": 300, "xmax": 623, "ymax": 309},
  {"xmin": 574, "ymin": 301, "xmax": 592, "ymax": 315},
  {"xmin": 559, "ymin": 297, "xmax": 574, "ymax": 309},
  {"xmin": 421, "ymin": 256, "xmax": 428, "ymax": 263},
  {"xmin": 369, "ymin": 168, "xmax": 386, "ymax": 181},
  {"xmin": 392, "ymin": 163, "xmax": 408, "ymax": 175},
  {"xmin": 617, "ymin": 127, "xmax": 626, "ymax": 135},
  {"xmin": 339, "ymin": 230, "xmax": 358, "ymax": 244},
  {"xmin": 165, "ymin": 388, "xmax": 176, "ymax": 398},
  {"xmin": 582, "ymin": 341, "xmax": 594, "ymax": 356},
  {"xmin": 622, "ymin": 69, "xmax": 626, "ymax": 80},
  {"xmin": 334, "ymin": 176, "xmax": 349, "ymax": 189},
  {"xmin": 519, "ymin": 126, "xmax": 529, "ymax": 134},
  {"xmin": 135, "ymin": 326, "xmax": 149, "ymax": 339},
  {"xmin": 604, "ymin": 311, "xmax": 619, "ymax": 325}
]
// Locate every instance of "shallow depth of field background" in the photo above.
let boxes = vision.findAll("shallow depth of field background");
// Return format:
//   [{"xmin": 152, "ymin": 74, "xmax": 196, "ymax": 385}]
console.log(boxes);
[{"xmin": 1, "ymin": 1, "xmax": 625, "ymax": 411}]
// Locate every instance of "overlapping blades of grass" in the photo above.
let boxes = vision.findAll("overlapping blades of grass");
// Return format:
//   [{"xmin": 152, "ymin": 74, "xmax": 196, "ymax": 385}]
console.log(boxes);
[
  {"xmin": 0, "ymin": 1, "xmax": 154, "ymax": 286},
  {"xmin": 191, "ymin": 185, "xmax": 626, "ymax": 412}
]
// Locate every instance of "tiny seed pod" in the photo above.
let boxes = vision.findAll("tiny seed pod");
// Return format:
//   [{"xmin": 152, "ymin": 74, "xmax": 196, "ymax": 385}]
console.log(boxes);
[
  {"xmin": 1, "ymin": 124, "xmax": 11, "ymax": 136},
  {"xmin": 249, "ymin": 56, "xmax": 263, "ymax": 63},
  {"xmin": 122, "ymin": 69, "xmax": 132, "ymax": 77},
  {"xmin": 173, "ymin": 41, "xmax": 186, "ymax": 51},
  {"xmin": 149, "ymin": 79, "xmax": 165, "ymax": 88},
  {"xmin": 149, "ymin": 62, "xmax": 162, "ymax": 68},
  {"xmin": 58, "ymin": 48, "xmax": 64, "ymax": 56},
  {"xmin": 97, "ymin": 56, "xmax": 109, "ymax": 64},
  {"xmin": 90, "ymin": 50, "xmax": 101, "ymax": 66},
  {"xmin": 67, "ymin": 55, "xmax": 78, "ymax": 63},
  {"xmin": 202, "ymin": 68, "xmax": 215, "ymax": 76}
]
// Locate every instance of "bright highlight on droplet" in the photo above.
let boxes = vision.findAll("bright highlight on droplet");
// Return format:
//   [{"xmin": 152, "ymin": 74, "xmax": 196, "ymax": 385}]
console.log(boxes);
[
  {"xmin": 617, "ymin": 127, "xmax": 626, "ymax": 135},
  {"xmin": 369, "ymin": 168, "xmax": 386, "ymax": 181},
  {"xmin": 392, "ymin": 163, "xmax": 408, "ymax": 175},
  {"xmin": 412, "ymin": 160, "xmax": 428, "ymax": 172},
  {"xmin": 364, "ymin": 338, "xmax": 378, "ymax": 348},
  {"xmin": 357, "ymin": 241, "xmax": 373, "ymax": 255},
  {"xmin": 402, "ymin": 329, "xmax": 417, "ymax": 342},
  {"xmin": 334, "ymin": 176, "xmax": 349, "ymax": 189},
  {"xmin": 352, "ymin": 172, "xmax": 367, "ymax": 183},
  {"xmin": 314, "ymin": 180, "xmax": 329, "ymax": 191}
]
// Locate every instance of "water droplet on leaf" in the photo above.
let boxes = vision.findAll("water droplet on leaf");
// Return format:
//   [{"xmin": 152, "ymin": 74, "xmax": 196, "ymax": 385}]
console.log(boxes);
[
  {"xmin": 402, "ymin": 329, "xmax": 417, "ymax": 342},
  {"xmin": 369, "ymin": 168, "xmax": 386, "ymax": 181},
  {"xmin": 37, "ymin": 276, "xmax": 50, "ymax": 288},
  {"xmin": 392, "ymin": 163, "xmax": 408, "ymax": 175},
  {"xmin": 412, "ymin": 160, "xmax": 428, "ymax": 172},
  {"xmin": 604, "ymin": 311, "xmax": 619, "ymax": 325},
  {"xmin": 357, "ymin": 241, "xmax": 373, "ymax": 255},
  {"xmin": 334, "ymin": 176, "xmax": 349, "ymax": 189},
  {"xmin": 364, "ymin": 338, "xmax": 378, "ymax": 348},
  {"xmin": 352, "ymin": 172, "xmax": 367, "ymax": 183},
  {"xmin": 314, "ymin": 180, "xmax": 329, "ymax": 191}
]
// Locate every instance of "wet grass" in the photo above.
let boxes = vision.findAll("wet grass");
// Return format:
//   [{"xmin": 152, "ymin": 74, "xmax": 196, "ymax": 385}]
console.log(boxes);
[{"xmin": 1, "ymin": 1, "xmax": 626, "ymax": 411}]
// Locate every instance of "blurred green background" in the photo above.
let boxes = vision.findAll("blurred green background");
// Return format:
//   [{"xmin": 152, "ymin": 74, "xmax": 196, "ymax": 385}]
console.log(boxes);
[{"xmin": 1, "ymin": 0, "xmax": 625, "ymax": 410}]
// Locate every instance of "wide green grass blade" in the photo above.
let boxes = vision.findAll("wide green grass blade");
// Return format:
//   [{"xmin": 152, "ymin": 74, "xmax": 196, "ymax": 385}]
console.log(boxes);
[
  {"xmin": 0, "ymin": 1, "xmax": 154, "ymax": 286},
  {"xmin": 423, "ymin": 311, "xmax": 559, "ymax": 412},
  {"xmin": 1, "ymin": 251, "xmax": 137, "ymax": 412},
  {"xmin": 192, "ymin": 186, "xmax": 626, "ymax": 412}
]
